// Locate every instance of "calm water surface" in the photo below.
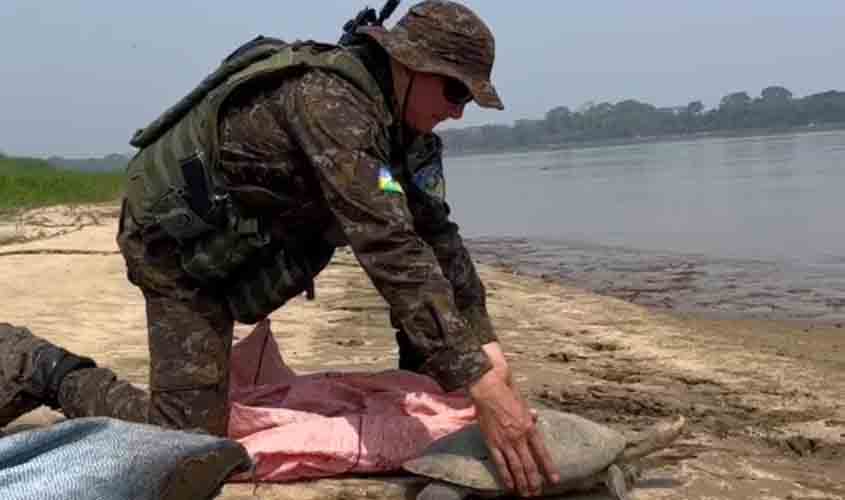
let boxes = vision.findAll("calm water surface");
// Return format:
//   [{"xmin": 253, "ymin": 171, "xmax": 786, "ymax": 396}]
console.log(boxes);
[{"xmin": 445, "ymin": 130, "xmax": 845, "ymax": 323}]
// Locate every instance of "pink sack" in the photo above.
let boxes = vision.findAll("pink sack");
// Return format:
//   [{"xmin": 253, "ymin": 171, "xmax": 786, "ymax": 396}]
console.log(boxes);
[{"xmin": 227, "ymin": 320, "xmax": 476, "ymax": 482}]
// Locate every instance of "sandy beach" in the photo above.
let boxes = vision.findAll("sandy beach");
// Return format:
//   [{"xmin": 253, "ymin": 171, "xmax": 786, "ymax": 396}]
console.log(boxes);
[{"xmin": 1, "ymin": 205, "xmax": 842, "ymax": 500}]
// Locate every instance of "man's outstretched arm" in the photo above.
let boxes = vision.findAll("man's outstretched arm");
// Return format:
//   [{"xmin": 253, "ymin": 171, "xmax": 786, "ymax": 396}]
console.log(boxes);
[
  {"xmin": 285, "ymin": 69, "xmax": 492, "ymax": 391},
  {"xmin": 285, "ymin": 69, "xmax": 558, "ymax": 497}
]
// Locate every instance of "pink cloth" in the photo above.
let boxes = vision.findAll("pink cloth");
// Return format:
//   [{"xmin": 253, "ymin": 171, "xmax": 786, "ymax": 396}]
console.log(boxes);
[{"xmin": 227, "ymin": 320, "xmax": 477, "ymax": 482}]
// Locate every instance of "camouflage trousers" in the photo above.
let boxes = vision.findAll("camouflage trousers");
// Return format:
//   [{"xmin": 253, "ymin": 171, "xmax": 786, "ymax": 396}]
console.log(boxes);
[
  {"xmin": 57, "ymin": 210, "xmax": 235, "ymax": 436},
  {"xmin": 55, "ymin": 205, "xmax": 419, "ymax": 436}
]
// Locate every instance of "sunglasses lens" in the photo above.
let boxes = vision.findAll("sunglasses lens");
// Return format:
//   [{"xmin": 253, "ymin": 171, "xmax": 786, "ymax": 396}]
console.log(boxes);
[{"xmin": 444, "ymin": 78, "xmax": 471, "ymax": 105}]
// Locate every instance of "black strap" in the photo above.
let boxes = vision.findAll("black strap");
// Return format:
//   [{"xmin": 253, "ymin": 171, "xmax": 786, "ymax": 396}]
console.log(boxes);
[{"xmin": 179, "ymin": 154, "xmax": 213, "ymax": 218}]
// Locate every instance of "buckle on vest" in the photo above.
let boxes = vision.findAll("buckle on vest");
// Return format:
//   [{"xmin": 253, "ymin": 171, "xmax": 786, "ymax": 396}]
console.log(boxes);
[{"xmin": 156, "ymin": 203, "xmax": 217, "ymax": 242}]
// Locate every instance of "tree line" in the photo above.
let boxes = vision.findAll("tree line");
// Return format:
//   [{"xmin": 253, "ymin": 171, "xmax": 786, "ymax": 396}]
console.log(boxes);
[
  {"xmin": 46, "ymin": 153, "xmax": 130, "ymax": 173},
  {"xmin": 440, "ymin": 87, "xmax": 845, "ymax": 154},
  {"xmin": 0, "ymin": 151, "xmax": 130, "ymax": 173},
  {"xmin": 5, "ymin": 86, "xmax": 845, "ymax": 162}
]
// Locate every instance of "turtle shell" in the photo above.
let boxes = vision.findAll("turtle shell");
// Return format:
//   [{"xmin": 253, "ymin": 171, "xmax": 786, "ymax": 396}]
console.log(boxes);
[{"xmin": 402, "ymin": 410, "xmax": 626, "ymax": 492}]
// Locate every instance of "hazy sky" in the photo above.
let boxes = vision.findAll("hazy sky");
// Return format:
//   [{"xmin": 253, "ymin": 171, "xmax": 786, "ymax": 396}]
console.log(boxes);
[{"xmin": 3, "ymin": 1, "xmax": 844, "ymax": 158}]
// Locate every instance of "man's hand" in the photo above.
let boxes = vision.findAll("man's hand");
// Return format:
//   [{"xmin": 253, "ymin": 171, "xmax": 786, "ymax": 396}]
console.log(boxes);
[{"xmin": 469, "ymin": 343, "xmax": 560, "ymax": 497}]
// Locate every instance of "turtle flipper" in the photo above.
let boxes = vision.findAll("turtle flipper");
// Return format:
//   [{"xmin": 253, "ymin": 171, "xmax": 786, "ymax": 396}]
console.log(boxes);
[
  {"xmin": 604, "ymin": 464, "xmax": 631, "ymax": 500},
  {"xmin": 619, "ymin": 416, "xmax": 686, "ymax": 462},
  {"xmin": 417, "ymin": 481, "xmax": 471, "ymax": 500}
]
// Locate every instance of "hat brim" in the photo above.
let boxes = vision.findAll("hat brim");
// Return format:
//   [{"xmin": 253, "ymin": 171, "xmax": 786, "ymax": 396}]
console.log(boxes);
[{"xmin": 360, "ymin": 26, "xmax": 504, "ymax": 110}]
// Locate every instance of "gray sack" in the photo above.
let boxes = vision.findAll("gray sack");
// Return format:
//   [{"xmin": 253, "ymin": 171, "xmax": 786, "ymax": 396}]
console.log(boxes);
[{"xmin": 0, "ymin": 417, "xmax": 251, "ymax": 500}]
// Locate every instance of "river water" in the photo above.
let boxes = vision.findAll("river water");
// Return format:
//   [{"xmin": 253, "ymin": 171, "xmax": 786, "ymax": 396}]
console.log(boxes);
[{"xmin": 445, "ymin": 130, "xmax": 845, "ymax": 324}]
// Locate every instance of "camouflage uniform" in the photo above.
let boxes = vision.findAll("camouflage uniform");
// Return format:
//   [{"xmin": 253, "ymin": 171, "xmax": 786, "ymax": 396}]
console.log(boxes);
[{"xmin": 12, "ymin": 0, "xmax": 505, "ymax": 436}]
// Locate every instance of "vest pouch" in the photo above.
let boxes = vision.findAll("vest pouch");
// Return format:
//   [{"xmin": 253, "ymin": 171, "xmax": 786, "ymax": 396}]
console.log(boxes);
[
  {"xmin": 180, "ymin": 207, "xmax": 270, "ymax": 284},
  {"xmin": 154, "ymin": 188, "xmax": 218, "ymax": 242}
]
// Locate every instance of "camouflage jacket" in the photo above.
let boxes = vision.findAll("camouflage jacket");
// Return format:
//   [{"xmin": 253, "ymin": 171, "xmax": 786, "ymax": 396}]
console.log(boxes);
[{"xmin": 216, "ymin": 41, "xmax": 496, "ymax": 391}]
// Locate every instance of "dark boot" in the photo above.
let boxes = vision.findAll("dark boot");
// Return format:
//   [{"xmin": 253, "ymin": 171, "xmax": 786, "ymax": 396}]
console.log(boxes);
[
  {"xmin": 395, "ymin": 329, "xmax": 426, "ymax": 373},
  {"xmin": 0, "ymin": 323, "xmax": 95, "ymax": 427}
]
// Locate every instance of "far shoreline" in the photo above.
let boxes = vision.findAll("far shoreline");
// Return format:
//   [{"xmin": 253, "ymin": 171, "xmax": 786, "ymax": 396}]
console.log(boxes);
[{"xmin": 442, "ymin": 121, "xmax": 845, "ymax": 158}]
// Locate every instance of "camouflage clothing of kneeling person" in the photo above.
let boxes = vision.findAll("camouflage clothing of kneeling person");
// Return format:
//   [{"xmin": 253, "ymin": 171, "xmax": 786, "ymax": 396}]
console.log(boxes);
[{"xmin": 0, "ymin": 1, "xmax": 559, "ymax": 495}]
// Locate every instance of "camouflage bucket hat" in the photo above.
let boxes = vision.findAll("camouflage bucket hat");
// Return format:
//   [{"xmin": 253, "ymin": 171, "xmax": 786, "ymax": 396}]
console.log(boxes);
[{"xmin": 359, "ymin": 0, "xmax": 504, "ymax": 110}]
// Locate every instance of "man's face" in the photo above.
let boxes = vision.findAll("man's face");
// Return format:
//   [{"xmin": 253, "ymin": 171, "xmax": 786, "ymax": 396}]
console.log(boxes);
[{"xmin": 403, "ymin": 72, "xmax": 472, "ymax": 133}]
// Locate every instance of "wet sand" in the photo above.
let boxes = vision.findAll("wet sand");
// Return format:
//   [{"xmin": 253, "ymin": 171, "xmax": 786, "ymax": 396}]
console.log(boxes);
[
  {"xmin": 1, "ymin": 206, "xmax": 843, "ymax": 500},
  {"xmin": 467, "ymin": 237, "xmax": 845, "ymax": 328}
]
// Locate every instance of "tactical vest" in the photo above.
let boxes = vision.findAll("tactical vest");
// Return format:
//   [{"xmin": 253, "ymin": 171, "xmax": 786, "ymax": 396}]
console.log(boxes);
[
  {"xmin": 121, "ymin": 39, "xmax": 395, "ymax": 323},
  {"xmin": 124, "ymin": 38, "xmax": 390, "ymax": 240}
]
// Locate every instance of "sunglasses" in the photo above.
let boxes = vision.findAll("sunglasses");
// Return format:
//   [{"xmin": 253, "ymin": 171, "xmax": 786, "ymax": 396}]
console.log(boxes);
[{"xmin": 443, "ymin": 77, "xmax": 472, "ymax": 106}]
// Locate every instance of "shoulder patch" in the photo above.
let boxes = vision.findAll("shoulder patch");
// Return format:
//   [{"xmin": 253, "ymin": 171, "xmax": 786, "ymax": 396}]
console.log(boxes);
[
  {"xmin": 412, "ymin": 160, "xmax": 446, "ymax": 202},
  {"xmin": 378, "ymin": 166, "xmax": 404, "ymax": 194}
]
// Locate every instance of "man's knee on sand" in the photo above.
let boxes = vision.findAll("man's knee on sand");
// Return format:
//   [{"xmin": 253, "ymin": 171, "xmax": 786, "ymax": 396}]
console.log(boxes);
[{"xmin": 0, "ymin": 323, "xmax": 230, "ymax": 436}]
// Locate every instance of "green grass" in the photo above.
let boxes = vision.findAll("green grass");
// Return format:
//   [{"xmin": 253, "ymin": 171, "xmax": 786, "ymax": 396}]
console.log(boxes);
[{"xmin": 0, "ymin": 156, "xmax": 125, "ymax": 213}]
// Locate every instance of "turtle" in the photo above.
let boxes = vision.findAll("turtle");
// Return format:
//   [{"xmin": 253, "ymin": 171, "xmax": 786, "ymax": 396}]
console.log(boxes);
[{"xmin": 402, "ymin": 410, "xmax": 686, "ymax": 500}]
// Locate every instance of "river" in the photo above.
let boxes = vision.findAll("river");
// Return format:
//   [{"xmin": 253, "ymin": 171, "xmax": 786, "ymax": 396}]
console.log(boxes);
[{"xmin": 445, "ymin": 130, "xmax": 845, "ymax": 324}]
